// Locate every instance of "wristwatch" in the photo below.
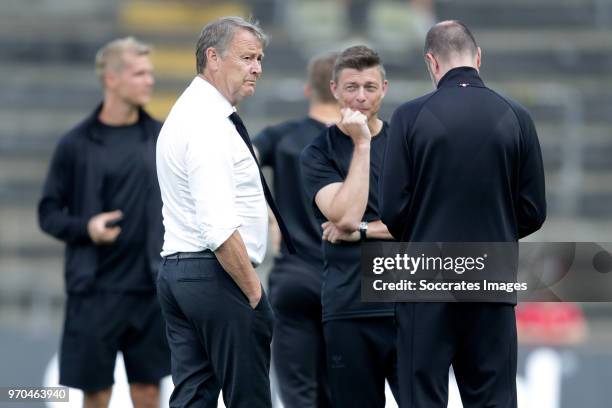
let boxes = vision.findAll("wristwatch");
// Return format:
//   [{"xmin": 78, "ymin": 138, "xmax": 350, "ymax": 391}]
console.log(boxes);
[{"xmin": 359, "ymin": 221, "xmax": 368, "ymax": 241}]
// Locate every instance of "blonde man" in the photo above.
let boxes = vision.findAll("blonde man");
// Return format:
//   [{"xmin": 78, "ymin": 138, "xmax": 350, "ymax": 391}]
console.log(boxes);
[{"xmin": 39, "ymin": 37, "xmax": 170, "ymax": 408}]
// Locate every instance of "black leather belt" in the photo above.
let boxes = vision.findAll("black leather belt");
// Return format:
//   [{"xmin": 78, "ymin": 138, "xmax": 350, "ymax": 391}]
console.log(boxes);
[{"xmin": 164, "ymin": 250, "xmax": 216, "ymax": 260}]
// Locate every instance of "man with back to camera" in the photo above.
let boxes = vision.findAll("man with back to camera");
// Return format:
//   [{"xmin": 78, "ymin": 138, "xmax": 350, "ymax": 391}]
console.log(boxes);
[
  {"xmin": 38, "ymin": 37, "xmax": 170, "ymax": 408},
  {"xmin": 156, "ymin": 16, "xmax": 296, "ymax": 407},
  {"xmin": 379, "ymin": 20, "xmax": 546, "ymax": 407},
  {"xmin": 300, "ymin": 45, "xmax": 399, "ymax": 408},
  {"xmin": 253, "ymin": 52, "xmax": 340, "ymax": 408}
]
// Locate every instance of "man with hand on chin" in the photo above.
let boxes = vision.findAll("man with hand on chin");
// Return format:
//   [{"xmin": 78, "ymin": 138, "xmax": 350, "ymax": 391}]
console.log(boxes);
[{"xmin": 301, "ymin": 45, "xmax": 399, "ymax": 408}]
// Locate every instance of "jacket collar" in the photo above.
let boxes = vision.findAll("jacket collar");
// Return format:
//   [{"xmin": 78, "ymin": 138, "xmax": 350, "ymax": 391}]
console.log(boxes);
[
  {"xmin": 85, "ymin": 103, "xmax": 155, "ymax": 144},
  {"xmin": 437, "ymin": 67, "xmax": 485, "ymax": 89}
]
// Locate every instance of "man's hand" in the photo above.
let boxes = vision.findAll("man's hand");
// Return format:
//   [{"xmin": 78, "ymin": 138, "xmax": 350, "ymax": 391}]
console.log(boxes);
[
  {"xmin": 322, "ymin": 221, "xmax": 360, "ymax": 244},
  {"xmin": 214, "ymin": 230, "xmax": 263, "ymax": 310},
  {"xmin": 248, "ymin": 284, "xmax": 263, "ymax": 309},
  {"xmin": 339, "ymin": 108, "xmax": 371, "ymax": 146},
  {"xmin": 87, "ymin": 210, "xmax": 123, "ymax": 245}
]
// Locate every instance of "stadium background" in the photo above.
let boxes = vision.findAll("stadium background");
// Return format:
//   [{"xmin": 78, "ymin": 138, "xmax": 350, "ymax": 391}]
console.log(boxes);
[{"xmin": 1, "ymin": 0, "xmax": 611, "ymax": 406}]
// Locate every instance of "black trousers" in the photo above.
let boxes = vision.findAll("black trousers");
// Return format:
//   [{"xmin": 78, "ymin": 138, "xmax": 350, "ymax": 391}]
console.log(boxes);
[
  {"xmin": 268, "ymin": 258, "xmax": 331, "ymax": 408},
  {"xmin": 323, "ymin": 317, "xmax": 399, "ymax": 408},
  {"xmin": 396, "ymin": 303, "xmax": 517, "ymax": 408},
  {"xmin": 156, "ymin": 257, "xmax": 274, "ymax": 408}
]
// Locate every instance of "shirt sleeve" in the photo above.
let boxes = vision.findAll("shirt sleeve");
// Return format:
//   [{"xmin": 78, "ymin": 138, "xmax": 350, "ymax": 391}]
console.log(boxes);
[
  {"xmin": 185, "ymin": 118, "xmax": 242, "ymax": 250},
  {"xmin": 300, "ymin": 137, "xmax": 343, "ymax": 219},
  {"xmin": 379, "ymin": 105, "xmax": 414, "ymax": 240},
  {"xmin": 38, "ymin": 137, "xmax": 91, "ymax": 244},
  {"xmin": 515, "ymin": 108, "xmax": 547, "ymax": 238}
]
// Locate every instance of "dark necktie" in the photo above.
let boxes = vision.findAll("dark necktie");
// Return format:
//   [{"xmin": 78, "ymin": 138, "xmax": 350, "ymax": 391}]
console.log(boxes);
[{"xmin": 229, "ymin": 112, "xmax": 296, "ymax": 254}]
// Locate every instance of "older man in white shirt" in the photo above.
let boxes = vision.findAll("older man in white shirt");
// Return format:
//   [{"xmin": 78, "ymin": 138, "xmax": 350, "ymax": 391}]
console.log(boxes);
[{"xmin": 156, "ymin": 16, "xmax": 294, "ymax": 408}]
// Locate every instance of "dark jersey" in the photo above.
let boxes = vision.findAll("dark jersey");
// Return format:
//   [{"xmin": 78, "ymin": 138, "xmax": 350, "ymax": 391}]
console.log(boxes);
[
  {"xmin": 254, "ymin": 117, "xmax": 328, "ymax": 266},
  {"xmin": 380, "ymin": 67, "xmax": 546, "ymax": 243},
  {"xmin": 95, "ymin": 122, "xmax": 153, "ymax": 291},
  {"xmin": 301, "ymin": 123, "xmax": 395, "ymax": 321}
]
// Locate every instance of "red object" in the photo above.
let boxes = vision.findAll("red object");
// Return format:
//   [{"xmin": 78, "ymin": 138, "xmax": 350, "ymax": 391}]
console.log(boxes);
[{"xmin": 516, "ymin": 302, "xmax": 587, "ymax": 345}]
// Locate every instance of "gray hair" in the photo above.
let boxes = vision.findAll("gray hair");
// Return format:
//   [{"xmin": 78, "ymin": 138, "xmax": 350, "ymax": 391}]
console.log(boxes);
[
  {"xmin": 195, "ymin": 16, "xmax": 268, "ymax": 74},
  {"xmin": 95, "ymin": 36, "xmax": 151, "ymax": 83}
]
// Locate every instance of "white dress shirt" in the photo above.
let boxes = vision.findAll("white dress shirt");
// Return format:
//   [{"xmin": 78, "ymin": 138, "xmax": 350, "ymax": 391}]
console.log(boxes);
[{"xmin": 156, "ymin": 76, "xmax": 268, "ymax": 265}]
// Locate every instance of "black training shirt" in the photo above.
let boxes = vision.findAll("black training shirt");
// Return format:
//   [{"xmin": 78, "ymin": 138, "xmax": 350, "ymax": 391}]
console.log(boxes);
[
  {"xmin": 95, "ymin": 122, "xmax": 153, "ymax": 291},
  {"xmin": 301, "ymin": 123, "xmax": 395, "ymax": 321},
  {"xmin": 380, "ymin": 67, "xmax": 546, "ymax": 243},
  {"xmin": 254, "ymin": 117, "xmax": 327, "ymax": 266}
]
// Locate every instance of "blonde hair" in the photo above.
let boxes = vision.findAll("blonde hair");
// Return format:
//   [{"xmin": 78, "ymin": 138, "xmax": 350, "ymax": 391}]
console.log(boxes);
[{"xmin": 95, "ymin": 37, "xmax": 151, "ymax": 83}]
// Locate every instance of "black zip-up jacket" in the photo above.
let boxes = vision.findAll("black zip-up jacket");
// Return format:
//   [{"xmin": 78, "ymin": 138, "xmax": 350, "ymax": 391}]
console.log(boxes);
[
  {"xmin": 38, "ymin": 104, "xmax": 163, "ymax": 293},
  {"xmin": 380, "ymin": 67, "xmax": 546, "ymax": 242}
]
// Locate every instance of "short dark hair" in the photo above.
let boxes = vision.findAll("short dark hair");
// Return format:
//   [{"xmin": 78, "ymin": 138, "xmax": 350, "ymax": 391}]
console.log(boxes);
[
  {"xmin": 307, "ymin": 52, "xmax": 338, "ymax": 103},
  {"xmin": 424, "ymin": 20, "xmax": 478, "ymax": 62},
  {"xmin": 195, "ymin": 16, "xmax": 267, "ymax": 74},
  {"xmin": 332, "ymin": 45, "xmax": 385, "ymax": 83}
]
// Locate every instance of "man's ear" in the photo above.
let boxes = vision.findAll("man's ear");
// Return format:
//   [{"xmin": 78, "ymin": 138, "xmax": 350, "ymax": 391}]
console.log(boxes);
[
  {"xmin": 304, "ymin": 84, "xmax": 311, "ymax": 99},
  {"xmin": 475, "ymin": 47, "xmax": 482, "ymax": 69},
  {"xmin": 330, "ymin": 80, "xmax": 339, "ymax": 100},
  {"xmin": 206, "ymin": 47, "xmax": 220, "ymax": 71},
  {"xmin": 381, "ymin": 79, "xmax": 389, "ymax": 98},
  {"xmin": 424, "ymin": 52, "xmax": 439, "ymax": 75},
  {"xmin": 104, "ymin": 70, "xmax": 119, "ymax": 90}
]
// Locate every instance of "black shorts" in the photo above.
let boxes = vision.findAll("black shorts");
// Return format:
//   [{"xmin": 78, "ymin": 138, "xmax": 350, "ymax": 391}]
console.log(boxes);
[{"xmin": 59, "ymin": 292, "xmax": 171, "ymax": 392}]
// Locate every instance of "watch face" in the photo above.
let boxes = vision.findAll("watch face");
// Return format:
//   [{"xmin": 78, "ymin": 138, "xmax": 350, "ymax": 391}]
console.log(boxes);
[{"xmin": 360, "ymin": 222, "xmax": 367, "ymax": 241}]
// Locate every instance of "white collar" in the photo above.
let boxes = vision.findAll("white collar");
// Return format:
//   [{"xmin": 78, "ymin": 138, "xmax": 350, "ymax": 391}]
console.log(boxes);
[{"xmin": 190, "ymin": 76, "xmax": 236, "ymax": 118}]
